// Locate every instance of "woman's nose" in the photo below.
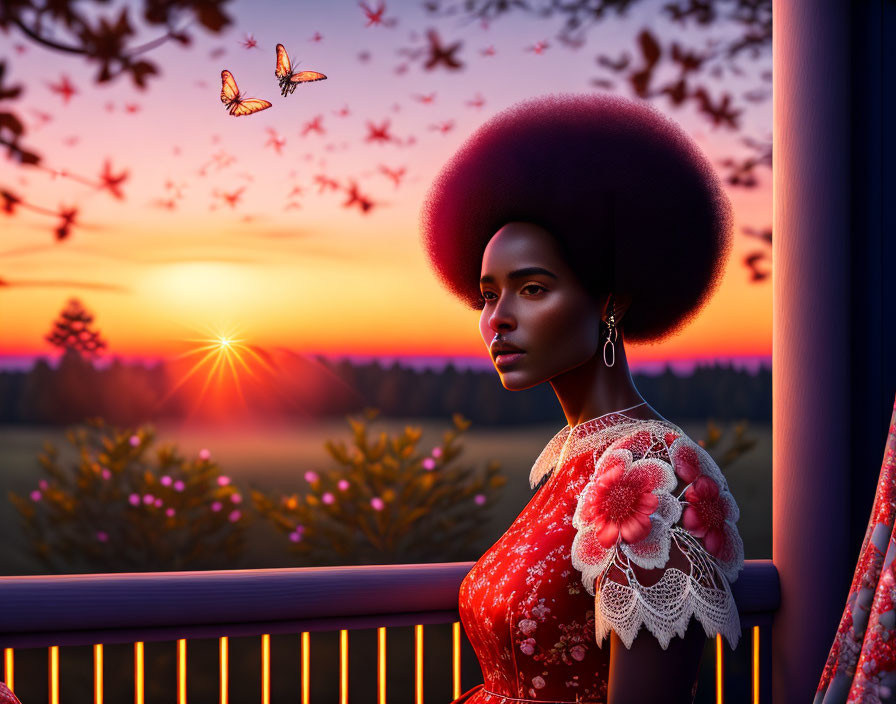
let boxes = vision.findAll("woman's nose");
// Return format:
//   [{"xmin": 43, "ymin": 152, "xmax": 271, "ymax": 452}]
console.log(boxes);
[{"xmin": 488, "ymin": 297, "xmax": 516, "ymax": 333}]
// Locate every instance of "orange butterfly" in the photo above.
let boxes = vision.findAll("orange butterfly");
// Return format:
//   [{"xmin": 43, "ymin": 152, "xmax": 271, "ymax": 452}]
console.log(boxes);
[
  {"xmin": 220, "ymin": 70, "xmax": 272, "ymax": 116},
  {"xmin": 275, "ymin": 43, "xmax": 327, "ymax": 97}
]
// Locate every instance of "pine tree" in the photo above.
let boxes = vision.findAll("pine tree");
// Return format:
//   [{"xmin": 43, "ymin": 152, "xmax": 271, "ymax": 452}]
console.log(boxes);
[{"xmin": 45, "ymin": 298, "xmax": 107, "ymax": 358}]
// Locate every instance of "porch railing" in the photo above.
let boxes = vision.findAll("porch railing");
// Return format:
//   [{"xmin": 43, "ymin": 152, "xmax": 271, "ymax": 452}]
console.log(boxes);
[{"xmin": 0, "ymin": 559, "xmax": 779, "ymax": 703}]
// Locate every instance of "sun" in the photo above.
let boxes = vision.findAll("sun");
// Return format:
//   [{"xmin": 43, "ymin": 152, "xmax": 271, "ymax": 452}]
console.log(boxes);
[{"xmin": 161, "ymin": 325, "xmax": 276, "ymax": 416}]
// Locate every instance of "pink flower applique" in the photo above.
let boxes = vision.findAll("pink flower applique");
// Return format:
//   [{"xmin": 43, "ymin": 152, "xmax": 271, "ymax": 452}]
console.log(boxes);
[
  {"xmin": 571, "ymin": 443, "xmax": 680, "ymax": 595},
  {"xmin": 669, "ymin": 435, "xmax": 744, "ymax": 582}
]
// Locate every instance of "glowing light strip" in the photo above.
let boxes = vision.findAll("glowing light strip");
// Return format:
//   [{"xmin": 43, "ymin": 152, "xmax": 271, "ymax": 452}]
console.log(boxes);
[
  {"xmin": 339, "ymin": 630, "xmax": 348, "ymax": 704},
  {"xmin": 134, "ymin": 642, "xmax": 144, "ymax": 704},
  {"xmin": 301, "ymin": 632, "xmax": 310, "ymax": 704},
  {"xmin": 716, "ymin": 634, "xmax": 723, "ymax": 704},
  {"xmin": 415, "ymin": 624, "xmax": 423, "ymax": 704},
  {"xmin": 453, "ymin": 622, "xmax": 461, "ymax": 700},
  {"xmin": 219, "ymin": 637, "xmax": 228, "ymax": 704},
  {"xmin": 94, "ymin": 644, "xmax": 103, "ymax": 704},
  {"xmin": 3, "ymin": 648, "xmax": 13, "ymax": 692},
  {"xmin": 261, "ymin": 634, "xmax": 270, "ymax": 704},
  {"xmin": 752, "ymin": 626, "xmax": 759, "ymax": 704},
  {"xmin": 177, "ymin": 639, "xmax": 187, "ymax": 704},
  {"xmin": 49, "ymin": 646, "xmax": 59, "ymax": 704},
  {"xmin": 377, "ymin": 627, "xmax": 386, "ymax": 704}
]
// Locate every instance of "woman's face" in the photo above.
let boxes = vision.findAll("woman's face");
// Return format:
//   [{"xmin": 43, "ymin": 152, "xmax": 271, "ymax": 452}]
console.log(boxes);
[{"xmin": 478, "ymin": 222, "xmax": 604, "ymax": 391}]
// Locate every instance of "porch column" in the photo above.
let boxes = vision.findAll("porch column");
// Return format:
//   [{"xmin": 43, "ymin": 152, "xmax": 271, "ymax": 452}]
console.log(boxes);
[{"xmin": 774, "ymin": 1, "xmax": 896, "ymax": 700}]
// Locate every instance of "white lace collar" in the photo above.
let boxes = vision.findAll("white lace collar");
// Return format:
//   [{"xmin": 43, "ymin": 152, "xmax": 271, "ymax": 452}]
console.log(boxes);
[{"xmin": 529, "ymin": 412, "xmax": 685, "ymax": 490}]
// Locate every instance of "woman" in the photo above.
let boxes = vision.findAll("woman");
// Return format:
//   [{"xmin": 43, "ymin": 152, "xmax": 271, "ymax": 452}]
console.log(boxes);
[{"xmin": 420, "ymin": 93, "xmax": 744, "ymax": 704}]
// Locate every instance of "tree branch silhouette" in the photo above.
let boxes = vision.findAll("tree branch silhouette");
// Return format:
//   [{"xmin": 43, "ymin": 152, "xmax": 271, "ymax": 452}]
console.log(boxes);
[{"xmin": 0, "ymin": 0, "xmax": 233, "ymax": 241}]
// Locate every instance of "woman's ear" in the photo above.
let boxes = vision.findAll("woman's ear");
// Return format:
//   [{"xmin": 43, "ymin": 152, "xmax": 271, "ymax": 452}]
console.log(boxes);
[{"xmin": 602, "ymin": 292, "xmax": 633, "ymax": 324}]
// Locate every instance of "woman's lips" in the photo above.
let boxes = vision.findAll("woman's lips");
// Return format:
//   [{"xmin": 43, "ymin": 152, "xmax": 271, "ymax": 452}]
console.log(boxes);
[{"xmin": 494, "ymin": 352, "xmax": 525, "ymax": 368}]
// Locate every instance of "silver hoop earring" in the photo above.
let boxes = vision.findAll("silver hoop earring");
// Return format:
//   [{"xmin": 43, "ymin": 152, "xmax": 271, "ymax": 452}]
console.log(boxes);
[{"xmin": 603, "ymin": 295, "xmax": 617, "ymax": 368}]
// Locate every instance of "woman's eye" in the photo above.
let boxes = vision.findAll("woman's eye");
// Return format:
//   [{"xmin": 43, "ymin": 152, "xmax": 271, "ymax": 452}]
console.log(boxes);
[
  {"xmin": 522, "ymin": 284, "xmax": 546, "ymax": 295},
  {"xmin": 480, "ymin": 291, "xmax": 497, "ymax": 301}
]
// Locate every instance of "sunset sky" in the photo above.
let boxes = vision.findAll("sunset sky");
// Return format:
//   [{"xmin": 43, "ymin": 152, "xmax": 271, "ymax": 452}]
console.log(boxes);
[{"xmin": 0, "ymin": 0, "xmax": 772, "ymax": 373}]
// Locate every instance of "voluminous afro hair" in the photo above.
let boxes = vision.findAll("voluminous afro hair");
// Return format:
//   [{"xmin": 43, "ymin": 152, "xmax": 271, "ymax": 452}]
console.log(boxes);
[{"xmin": 419, "ymin": 92, "xmax": 734, "ymax": 344}]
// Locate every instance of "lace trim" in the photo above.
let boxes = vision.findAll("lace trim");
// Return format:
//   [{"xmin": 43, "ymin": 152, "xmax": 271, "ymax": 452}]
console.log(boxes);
[
  {"xmin": 593, "ymin": 529, "xmax": 742, "ymax": 651},
  {"xmin": 529, "ymin": 416, "xmax": 685, "ymax": 490}
]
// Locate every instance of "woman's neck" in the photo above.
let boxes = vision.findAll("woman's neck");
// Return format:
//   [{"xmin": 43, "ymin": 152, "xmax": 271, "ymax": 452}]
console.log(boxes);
[{"xmin": 549, "ymin": 338, "xmax": 661, "ymax": 427}]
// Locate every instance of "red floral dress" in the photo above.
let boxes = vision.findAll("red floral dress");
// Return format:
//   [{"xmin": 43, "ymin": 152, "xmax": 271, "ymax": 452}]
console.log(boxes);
[
  {"xmin": 815, "ymin": 397, "xmax": 896, "ymax": 704},
  {"xmin": 452, "ymin": 412, "xmax": 744, "ymax": 703}
]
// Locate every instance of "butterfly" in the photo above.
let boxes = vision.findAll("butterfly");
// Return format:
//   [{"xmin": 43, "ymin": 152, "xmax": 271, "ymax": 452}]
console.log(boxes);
[
  {"xmin": 220, "ymin": 70, "xmax": 272, "ymax": 116},
  {"xmin": 275, "ymin": 43, "xmax": 327, "ymax": 97}
]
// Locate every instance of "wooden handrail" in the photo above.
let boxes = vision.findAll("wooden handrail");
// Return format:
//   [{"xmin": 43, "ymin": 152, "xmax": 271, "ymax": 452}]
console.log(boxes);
[{"xmin": 0, "ymin": 560, "xmax": 779, "ymax": 648}]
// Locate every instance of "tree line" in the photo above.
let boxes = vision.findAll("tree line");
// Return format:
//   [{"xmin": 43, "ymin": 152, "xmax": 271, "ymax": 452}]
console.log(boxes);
[{"xmin": 0, "ymin": 350, "xmax": 771, "ymax": 426}]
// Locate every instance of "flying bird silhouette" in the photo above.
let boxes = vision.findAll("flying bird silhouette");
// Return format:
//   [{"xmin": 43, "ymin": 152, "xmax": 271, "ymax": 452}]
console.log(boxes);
[
  {"xmin": 342, "ymin": 181, "xmax": 375, "ymax": 213},
  {"xmin": 365, "ymin": 120, "xmax": 394, "ymax": 144},
  {"xmin": 744, "ymin": 252, "xmax": 770, "ymax": 282},
  {"xmin": 47, "ymin": 75, "xmax": 77, "ymax": 104},
  {"xmin": 360, "ymin": 1, "xmax": 397, "ymax": 27}
]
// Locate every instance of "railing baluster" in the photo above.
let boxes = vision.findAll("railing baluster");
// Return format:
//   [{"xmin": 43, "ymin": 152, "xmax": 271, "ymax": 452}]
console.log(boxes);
[
  {"xmin": 300, "ymin": 632, "xmax": 310, "ymax": 704},
  {"xmin": 715, "ymin": 633, "xmax": 724, "ymax": 704},
  {"xmin": 134, "ymin": 642, "xmax": 144, "ymax": 704},
  {"xmin": 377, "ymin": 626, "xmax": 386, "ymax": 704},
  {"xmin": 452, "ymin": 622, "xmax": 461, "ymax": 700},
  {"xmin": 415, "ymin": 624, "xmax": 423, "ymax": 704},
  {"xmin": 3, "ymin": 648, "xmax": 12, "ymax": 692},
  {"xmin": 94, "ymin": 644, "xmax": 103, "ymax": 704},
  {"xmin": 49, "ymin": 645, "xmax": 59, "ymax": 704},
  {"xmin": 219, "ymin": 636, "xmax": 228, "ymax": 704},
  {"xmin": 752, "ymin": 625, "xmax": 760, "ymax": 703},
  {"xmin": 261, "ymin": 634, "xmax": 270, "ymax": 704},
  {"xmin": 177, "ymin": 638, "xmax": 187, "ymax": 704},
  {"xmin": 339, "ymin": 629, "xmax": 348, "ymax": 704}
]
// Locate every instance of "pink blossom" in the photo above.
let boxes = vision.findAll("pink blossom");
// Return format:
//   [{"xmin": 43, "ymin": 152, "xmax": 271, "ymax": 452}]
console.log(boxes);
[
  {"xmin": 173, "ymin": 480, "xmax": 185, "ymax": 492},
  {"xmin": 570, "ymin": 644, "xmax": 586, "ymax": 661},
  {"xmin": 30, "ymin": 490, "xmax": 42, "ymax": 502},
  {"xmin": 198, "ymin": 448, "xmax": 211, "ymax": 461},
  {"xmin": 520, "ymin": 638, "xmax": 536, "ymax": 655},
  {"xmin": 211, "ymin": 501, "xmax": 222, "ymax": 512},
  {"xmin": 431, "ymin": 447, "xmax": 443, "ymax": 458},
  {"xmin": 577, "ymin": 456, "xmax": 660, "ymax": 548},
  {"xmin": 228, "ymin": 509, "xmax": 241, "ymax": 522},
  {"xmin": 474, "ymin": 494, "xmax": 486, "ymax": 506},
  {"xmin": 289, "ymin": 531, "xmax": 302, "ymax": 543},
  {"xmin": 129, "ymin": 435, "xmax": 140, "ymax": 447},
  {"xmin": 371, "ymin": 496, "xmax": 384, "ymax": 511},
  {"xmin": 322, "ymin": 492, "xmax": 334, "ymax": 505},
  {"xmin": 128, "ymin": 493, "xmax": 140, "ymax": 506},
  {"xmin": 142, "ymin": 494, "xmax": 154, "ymax": 505},
  {"xmin": 154, "ymin": 498, "xmax": 163, "ymax": 507},
  {"xmin": 337, "ymin": 479, "xmax": 350, "ymax": 491},
  {"xmin": 160, "ymin": 475, "xmax": 172, "ymax": 487},
  {"xmin": 518, "ymin": 619, "xmax": 537, "ymax": 636},
  {"xmin": 683, "ymin": 475, "xmax": 736, "ymax": 559},
  {"xmin": 669, "ymin": 440, "xmax": 702, "ymax": 484},
  {"xmin": 422, "ymin": 458, "xmax": 436, "ymax": 470},
  {"xmin": 230, "ymin": 492, "xmax": 242, "ymax": 504},
  {"xmin": 165, "ymin": 508, "xmax": 176, "ymax": 518},
  {"xmin": 38, "ymin": 479, "xmax": 48, "ymax": 490},
  {"xmin": 304, "ymin": 471, "xmax": 319, "ymax": 483},
  {"xmin": 96, "ymin": 531, "xmax": 108, "ymax": 543},
  {"xmin": 532, "ymin": 676, "xmax": 545, "ymax": 689},
  {"xmin": 217, "ymin": 475, "xmax": 230, "ymax": 486},
  {"xmin": 101, "ymin": 469, "xmax": 111, "ymax": 480}
]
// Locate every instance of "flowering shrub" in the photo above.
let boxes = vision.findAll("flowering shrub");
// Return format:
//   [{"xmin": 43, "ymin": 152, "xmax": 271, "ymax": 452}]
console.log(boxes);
[
  {"xmin": 8, "ymin": 417, "xmax": 248, "ymax": 572},
  {"xmin": 251, "ymin": 409, "xmax": 506, "ymax": 565}
]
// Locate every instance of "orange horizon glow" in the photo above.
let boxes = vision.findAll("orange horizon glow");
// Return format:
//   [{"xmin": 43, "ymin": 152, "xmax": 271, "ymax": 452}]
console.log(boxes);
[{"xmin": 0, "ymin": 4, "xmax": 771, "ymax": 369}]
